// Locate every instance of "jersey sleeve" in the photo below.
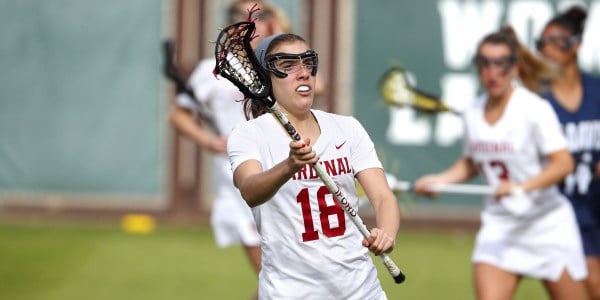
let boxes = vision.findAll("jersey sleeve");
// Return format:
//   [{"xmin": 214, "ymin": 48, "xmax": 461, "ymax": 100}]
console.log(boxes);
[
  {"xmin": 175, "ymin": 59, "xmax": 213, "ymax": 110},
  {"xmin": 227, "ymin": 121, "xmax": 262, "ymax": 173},
  {"xmin": 532, "ymin": 98, "xmax": 568, "ymax": 155},
  {"xmin": 348, "ymin": 116, "xmax": 382, "ymax": 173}
]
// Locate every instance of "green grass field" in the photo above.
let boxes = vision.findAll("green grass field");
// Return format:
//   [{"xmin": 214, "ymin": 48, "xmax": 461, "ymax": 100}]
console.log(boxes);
[{"xmin": 0, "ymin": 220, "xmax": 548, "ymax": 300}]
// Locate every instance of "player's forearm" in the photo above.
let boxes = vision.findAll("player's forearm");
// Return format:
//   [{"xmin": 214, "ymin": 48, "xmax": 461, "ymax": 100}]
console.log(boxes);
[
  {"xmin": 238, "ymin": 160, "xmax": 296, "ymax": 207},
  {"xmin": 520, "ymin": 149, "xmax": 574, "ymax": 191},
  {"xmin": 438, "ymin": 157, "xmax": 478, "ymax": 183},
  {"xmin": 169, "ymin": 106, "xmax": 215, "ymax": 148},
  {"xmin": 374, "ymin": 197, "xmax": 401, "ymax": 240}
]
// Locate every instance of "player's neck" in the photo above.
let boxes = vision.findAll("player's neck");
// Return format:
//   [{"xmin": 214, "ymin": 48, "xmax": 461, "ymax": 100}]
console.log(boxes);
[
  {"xmin": 487, "ymin": 86, "xmax": 513, "ymax": 108},
  {"xmin": 288, "ymin": 111, "xmax": 321, "ymax": 143},
  {"xmin": 551, "ymin": 64, "xmax": 583, "ymax": 112},
  {"xmin": 484, "ymin": 87, "xmax": 513, "ymax": 125},
  {"xmin": 553, "ymin": 63, "xmax": 581, "ymax": 89}
]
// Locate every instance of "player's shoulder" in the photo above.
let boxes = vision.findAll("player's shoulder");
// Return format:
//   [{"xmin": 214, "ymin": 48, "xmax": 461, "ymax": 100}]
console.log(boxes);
[
  {"xmin": 582, "ymin": 71, "xmax": 600, "ymax": 83},
  {"xmin": 232, "ymin": 113, "xmax": 275, "ymax": 133},
  {"xmin": 187, "ymin": 58, "xmax": 217, "ymax": 84},
  {"xmin": 463, "ymin": 94, "xmax": 487, "ymax": 117},
  {"xmin": 190, "ymin": 58, "xmax": 213, "ymax": 73},
  {"xmin": 581, "ymin": 72, "xmax": 600, "ymax": 92},
  {"xmin": 514, "ymin": 86, "xmax": 552, "ymax": 109}
]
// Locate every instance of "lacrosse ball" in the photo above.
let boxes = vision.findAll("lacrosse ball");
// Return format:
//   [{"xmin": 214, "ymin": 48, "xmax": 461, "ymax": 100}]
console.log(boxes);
[{"xmin": 121, "ymin": 213, "xmax": 156, "ymax": 234}]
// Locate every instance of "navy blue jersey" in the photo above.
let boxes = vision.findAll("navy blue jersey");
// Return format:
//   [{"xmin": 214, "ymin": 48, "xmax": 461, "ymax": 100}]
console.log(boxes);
[{"xmin": 541, "ymin": 72, "xmax": 600, "ymax": 227}]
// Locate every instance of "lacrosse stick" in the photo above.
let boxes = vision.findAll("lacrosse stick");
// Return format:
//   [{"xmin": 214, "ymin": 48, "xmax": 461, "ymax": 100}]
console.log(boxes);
[
  {"xmin": 391, "ymin": 181, "xmax": 496, "ymax": 196},
  {"xmin": 162, "ymin": 39, "xmax": 221, "ymax": 135},
  {"xmin": 385, "ymin": 172, "xmax": 496, "ymax": 195},
  {"xmin": 213, "ymin": 20, "xmax": 406, "ymax": 284},
  {"xmin": 384, "ymin": 173, "xmax": 532, "ymax": 216},
  {"xmin": 379, "ymin": 66, "xmax": 460, "ymax": 115}
]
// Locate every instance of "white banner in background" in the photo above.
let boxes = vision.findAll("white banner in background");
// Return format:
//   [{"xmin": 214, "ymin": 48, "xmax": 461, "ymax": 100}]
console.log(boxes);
[{"xmin": 387, "ymin": 0, "xmax": 600, "ymax": 147}]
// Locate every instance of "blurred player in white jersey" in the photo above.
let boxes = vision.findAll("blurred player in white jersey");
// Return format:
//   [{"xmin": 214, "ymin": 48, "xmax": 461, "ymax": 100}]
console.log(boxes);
[
  {"xmin": 168, "ymin": 1, "xmax": 291, "ymax": 299},
  {"xmin": 413, "ymin": 27, "xmax": 587, "ymax": 299},
  {"xmin": 227, "ymin": 33, "xmax": 400, "ymax": 299}
]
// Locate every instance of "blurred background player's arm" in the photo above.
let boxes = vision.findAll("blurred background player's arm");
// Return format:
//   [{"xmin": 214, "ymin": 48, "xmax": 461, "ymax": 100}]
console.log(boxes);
[
  {"xmin": 169, "ymin": 105, "xmax": 227, "ymax": 154},
  {"xmin": 413, "ymin": 157, "xmax": 478, "ymax": 197}
]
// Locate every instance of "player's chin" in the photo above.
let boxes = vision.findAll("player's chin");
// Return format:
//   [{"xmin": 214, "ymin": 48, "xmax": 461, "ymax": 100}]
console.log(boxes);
[{"xmin": 295, "ymin": 100, "xmax": 313, "ymax": 112}]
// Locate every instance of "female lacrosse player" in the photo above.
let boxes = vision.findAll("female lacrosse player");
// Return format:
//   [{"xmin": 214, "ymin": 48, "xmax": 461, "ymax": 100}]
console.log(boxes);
[
  {"xmin": 537, "ymin": 6, "xmax": 600, "ymax": 299},
  {"xmin": 413, "ymin": 27, "xmax": 587, "ymax": 300},
  {"xmin": 168, "ymin": 1, "xmax": 290, "ymax": 299},
  {"xmin": 227, "ymin": 33, "xmax": 400, "ymax": 299}
]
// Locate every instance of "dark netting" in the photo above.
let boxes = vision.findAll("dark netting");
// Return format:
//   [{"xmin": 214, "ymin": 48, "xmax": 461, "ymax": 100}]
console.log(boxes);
[{"xmin": 214, "ymin": 9, "xmax": 271, "ymax": 103}]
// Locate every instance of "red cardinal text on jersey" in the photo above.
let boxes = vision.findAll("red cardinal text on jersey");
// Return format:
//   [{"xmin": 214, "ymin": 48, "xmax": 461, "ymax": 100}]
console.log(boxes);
[{"xmin": 291, "ymin": 156, "xmax": 352, "ymax": 180}]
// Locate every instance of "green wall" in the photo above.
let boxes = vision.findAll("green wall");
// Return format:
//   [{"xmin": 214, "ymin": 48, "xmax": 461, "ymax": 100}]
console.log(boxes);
[{"xmin": 0, "ymin": 0, "xmax": 165, "ymax": 197}]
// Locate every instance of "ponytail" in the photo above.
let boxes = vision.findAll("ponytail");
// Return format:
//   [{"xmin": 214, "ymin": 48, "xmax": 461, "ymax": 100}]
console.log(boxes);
[{"xmin": 500, "ymin": 26, "xmax": 559, "ymax": 92}]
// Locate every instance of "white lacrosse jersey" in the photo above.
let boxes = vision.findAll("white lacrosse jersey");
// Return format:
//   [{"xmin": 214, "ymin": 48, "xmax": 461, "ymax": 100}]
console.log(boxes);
[
  {"xmin": 177, "ymin": 58, "xmax": 260, "ymax": 248},
  {"xmin": 176, "ymin": 58, "xmax": 246, "ymax": 135},
  {"xmin": 228, "ymin": 109, "xmax": 387, "ymax": 299},
  {"xmin": 463, "ymin": 86, "xmax": 586, "ymax": 281}
]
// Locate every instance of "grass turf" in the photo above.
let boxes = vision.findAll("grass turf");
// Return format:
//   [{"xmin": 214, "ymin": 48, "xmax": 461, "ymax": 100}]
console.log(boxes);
[{"xmin": 0, "ymin": 220, "xmax": 547, "ymax": 299}]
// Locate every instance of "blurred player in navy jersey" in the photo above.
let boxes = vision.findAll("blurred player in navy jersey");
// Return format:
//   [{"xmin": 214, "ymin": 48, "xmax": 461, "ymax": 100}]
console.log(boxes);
[{"xmin": 537, "ymin": 5, "xmax": 600, "ymax": 300}]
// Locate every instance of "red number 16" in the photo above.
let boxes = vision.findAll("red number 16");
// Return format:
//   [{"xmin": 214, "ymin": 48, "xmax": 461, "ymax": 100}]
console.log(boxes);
[{"xmin": 296, "ymin": 186, "xmax": 346, "ymax": 242}]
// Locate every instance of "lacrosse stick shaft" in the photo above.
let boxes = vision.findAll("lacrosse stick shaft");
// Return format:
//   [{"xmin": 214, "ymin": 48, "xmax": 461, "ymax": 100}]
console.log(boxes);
[
  {"xmin": 428, "ymin": 183, "xmax": 496, "ymax": 195},
  {"xmin": 162, "ymin": 40, "xmax": 221, "ymax": 135},
  {"xmin": 393, "ymin": 181, "xmax": 496, "ymax": 195},
  {"xmin": 269, "ymin": 102, "xmax": 405, "ymax": 284}
]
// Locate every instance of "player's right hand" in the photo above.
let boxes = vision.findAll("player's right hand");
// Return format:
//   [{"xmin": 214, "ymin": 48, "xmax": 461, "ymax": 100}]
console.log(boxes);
[
  {"xmin": 287, "ymin": 138, "xmax": 318, "ymax": 173},
  {"xmin": 413, "ymin": 175, "xmax": 442, "ymax": 198},
  {"xmin": 209, "ymin": 136, "xmax": 228, "ymax": 154}
]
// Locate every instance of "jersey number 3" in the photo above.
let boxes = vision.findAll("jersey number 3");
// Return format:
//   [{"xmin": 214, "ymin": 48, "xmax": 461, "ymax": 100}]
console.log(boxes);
[{"xmin": 297, "ymin": 186, "xmax": 346, "ymax": 242}]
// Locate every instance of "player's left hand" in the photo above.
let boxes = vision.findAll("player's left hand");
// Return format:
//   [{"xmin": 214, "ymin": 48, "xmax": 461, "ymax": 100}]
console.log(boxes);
[
  {"xmin": 362, "ymin": 228, "xmax": 395, "ymax": 256},
  {"xmin": 494, "ymin": 180, "xmax": 523, "ymax": 198}
]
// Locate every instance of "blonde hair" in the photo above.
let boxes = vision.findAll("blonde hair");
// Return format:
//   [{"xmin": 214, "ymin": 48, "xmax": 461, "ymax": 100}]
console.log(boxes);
[
  {"xmin": 268, "ymin": 4, "xmax": 291, "ymax": 33},
  {"xmin": 228, "ymin": 0, "xmax": 292, "ymax": 33},
  {"xmin": 478, "ymin": 26, "xmax": 559, "ymax": 93},
  {"xmin": 504, "ymin": 26, "xmax": 559, "ymax": 92}
]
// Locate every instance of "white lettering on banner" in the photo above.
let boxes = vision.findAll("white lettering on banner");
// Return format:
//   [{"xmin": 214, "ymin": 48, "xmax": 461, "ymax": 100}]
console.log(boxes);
[
  {"xmin": 386, "ymin": 106, "xmax": 431, "ymax": 145},
  {"xmin": 438, "ymin": 0, "xmax": 503, "ymax": 69},
  {"xmin": 557, "ymin": 0, "xmax": 587, "ymax": 11},
  {"xmin": 435, "ymin": 73, "xmax": 478, "ymax": 146},
  {"xmin": 506, "ymin": 1, "xmax": 552, "ymax": 47},
  {"xmin": 580, "ymin": 1, "xmax": 600, "ymax": 71},
  {"xmin": 386, "ymin": 0, "xmax": 600, "ymax": 148}
]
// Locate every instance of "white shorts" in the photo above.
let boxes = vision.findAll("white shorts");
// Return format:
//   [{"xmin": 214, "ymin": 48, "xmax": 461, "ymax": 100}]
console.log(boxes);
[
  {"xmin": 472, "ymin": 200, "xmax": 587, "ymax": 281},
  {"xmin": 210, "ymin": 196, "xmax": 261, "ymax": 248},
  {"xmin": 210, "ymin": 179, "xmax": 260, "ymax": 248}
]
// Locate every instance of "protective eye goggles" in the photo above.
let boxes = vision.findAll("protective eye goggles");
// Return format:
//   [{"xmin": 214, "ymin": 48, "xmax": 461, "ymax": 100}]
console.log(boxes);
[
  {"xmin": 535, "ymin": 34, "xmax": 581, "ymax": 52},
  {"xmin": 473, "ymin": 54, "xmax": 516, "ymax": 74},
  {"xmin": 264, "ymin": 50, "xmax": 319, "ymax": 78}
]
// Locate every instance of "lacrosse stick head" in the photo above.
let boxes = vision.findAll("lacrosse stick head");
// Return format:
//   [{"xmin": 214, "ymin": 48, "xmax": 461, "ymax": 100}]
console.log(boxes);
[
  {"xmin": 379, "ymin": 67, "xmax": 454, "ymax": 114},
  {"xmin": 214, "ymin": 20, "xmax": 275, "ymax": 107}
]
